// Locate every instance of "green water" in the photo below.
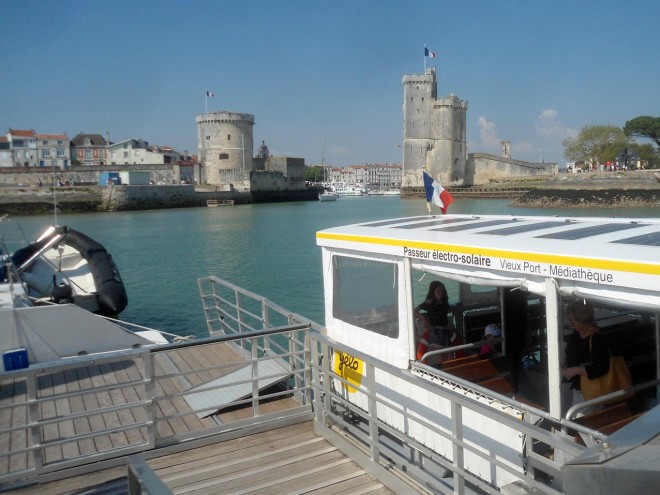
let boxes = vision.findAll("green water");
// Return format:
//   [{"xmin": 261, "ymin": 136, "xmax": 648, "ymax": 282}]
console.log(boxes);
[{"xmin": 6, "ymin": 197, "xmax": 658, "ymax": 337}]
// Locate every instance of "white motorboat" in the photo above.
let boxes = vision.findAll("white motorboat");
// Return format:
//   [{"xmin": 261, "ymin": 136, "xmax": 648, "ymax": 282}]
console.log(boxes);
[
  {"xmin": 318, "ymin": 190, "xmax": 338, "ymax": 202},
  {"xmin": 9, "ymin": 225, "xmax": 128, "ymax": 315}
]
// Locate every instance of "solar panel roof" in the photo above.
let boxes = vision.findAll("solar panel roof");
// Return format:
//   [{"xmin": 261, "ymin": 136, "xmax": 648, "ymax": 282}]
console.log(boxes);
[{"xmin": 536, "ymin": 223, "xmax": 644, "ymax": 240}]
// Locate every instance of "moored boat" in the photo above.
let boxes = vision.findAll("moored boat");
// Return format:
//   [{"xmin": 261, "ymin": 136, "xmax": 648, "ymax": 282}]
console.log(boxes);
[
  {"xmin": 312, "ymin": 212, "xmax": 660, "ymax": 493},
  {"xmin": 318, "ymin": 190, "xmax": 338, "ymax": 202},
  {"xmin": 10, "ymin": 225, "xmax": 128, "ymax": 315}
]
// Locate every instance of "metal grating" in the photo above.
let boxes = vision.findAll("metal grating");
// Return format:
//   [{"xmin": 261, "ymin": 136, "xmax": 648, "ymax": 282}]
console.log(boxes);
[{"xmin": 536, "ymin": 223, "xmax": 643, "ymax": 240}]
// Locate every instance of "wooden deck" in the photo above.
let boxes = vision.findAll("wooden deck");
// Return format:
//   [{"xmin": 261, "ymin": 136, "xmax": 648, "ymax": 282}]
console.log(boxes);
[
  {"xmin": 7, "ymin": 422, "xmax": 398, "ymax": 495},
  {"xmin": 0, "ymin": 338, "xmax": 308, "ymax": 491}
]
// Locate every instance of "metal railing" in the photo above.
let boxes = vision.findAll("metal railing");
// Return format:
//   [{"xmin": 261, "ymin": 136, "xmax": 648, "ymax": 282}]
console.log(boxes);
[
  {"xmin": 310, "ymin": 333, "xmax": 599, "ymax": 494},
  {"xmin": 0, "ymin": 322, "xmax": 314, "ymax": 489}
]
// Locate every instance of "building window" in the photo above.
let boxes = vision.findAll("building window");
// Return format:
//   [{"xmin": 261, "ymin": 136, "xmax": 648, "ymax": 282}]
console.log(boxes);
[
  {"xmin": 206, "ymin": 136, "xmax": 210, "ymax": 140},
  {"xmin": 219, "ymin": 153, "xmax": 229, "ymax": 159},
  {"xmin": 42, "ymin": 140, "xmax": 48, "ymax": 146},
  {"xmin": 227, "ymin": 135, "xmax": 231, "ymax": 140},
  {"xmin": 84, "ymin": 138, "xmax": 91, "ymax": 146},
  {"xmin": 124, "ymin": 152, "xmax": 128, "ymax": 158},
  {"xmin": 57, "ymin": 148, "xmax": 65, "ymax": 157},
  {"xmin": 84, "ymin": 149, "xmax": 92, "ymax": 159},
  {"xmin": 42, "ymin": 150, "xmax": 50, "ymax": 157}
]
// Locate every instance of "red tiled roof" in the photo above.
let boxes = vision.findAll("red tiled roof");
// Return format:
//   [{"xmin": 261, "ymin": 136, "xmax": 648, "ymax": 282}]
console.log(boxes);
[
  {"xmin": 9, "ymin": 129, "xmax": 35, "ymax": 137},
  {"xmin": 0, "ymin": 137, "xmax": 8, "ymax": 143},
  {"xmin": 36, "ymin": 133, "xmax": 68, "ymax": 140}
]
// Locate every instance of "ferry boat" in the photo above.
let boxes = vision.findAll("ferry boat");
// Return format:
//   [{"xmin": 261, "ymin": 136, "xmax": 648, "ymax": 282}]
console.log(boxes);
[
  {"xmin": 331, "ymin": 182, "xmax": 366, "ymax": 196},
  {"xmin": 1, "ymin": 213, "xmax": 658, "ymax": 494}
]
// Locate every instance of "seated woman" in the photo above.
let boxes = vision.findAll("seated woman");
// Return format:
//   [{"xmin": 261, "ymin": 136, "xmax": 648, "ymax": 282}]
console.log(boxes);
[{"xmin": 414, "ymin": 281, "xmax": 464, "ymax": 365}]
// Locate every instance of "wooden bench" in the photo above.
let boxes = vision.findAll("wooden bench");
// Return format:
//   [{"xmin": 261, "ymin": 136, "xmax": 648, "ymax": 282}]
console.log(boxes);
[
  {"xmin": 480, "ymin": 376, "xmax": 515, "ymax": 395},
  {"xmin": 441, "ymin": 354, "xmax": 480, "ymax": 370},
  {"xmin": 574, "ymin": 402, "xmax": 632, "ymax": 430},
  {"xmin": 572, "ymin": 402, "xmax": 642, "ymax": 442},
  {"xmin": 444, "ymin": 358, "xmax": 501, "ymax": 382}
]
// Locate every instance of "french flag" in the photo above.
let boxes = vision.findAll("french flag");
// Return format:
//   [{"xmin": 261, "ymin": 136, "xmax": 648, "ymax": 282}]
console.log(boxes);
[
  {"xmin": 424, "ymin": 47, "xmax": 437, "ymax": 59},
  {"xmin": 423, "ymin": 171, "xmax": 453, "ymax": 214},
  {"xmin": 206, "ymin": 91, "xmax": 215, "ymax": 97}
]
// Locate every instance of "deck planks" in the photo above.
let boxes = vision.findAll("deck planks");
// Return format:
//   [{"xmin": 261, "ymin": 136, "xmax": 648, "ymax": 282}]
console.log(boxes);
[
  {"xmin": 148, "ymin": 422, "xmax": 397, "ymax": 495},
  {"xmin": 3, "ymin": 340, "xmax": 365, "ymax": 494}
]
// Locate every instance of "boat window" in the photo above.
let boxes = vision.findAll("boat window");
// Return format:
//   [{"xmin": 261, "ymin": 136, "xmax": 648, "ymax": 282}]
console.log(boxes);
[{"xmin": 332, "ymin": 256, "xmax": 399, "ymax": 338}]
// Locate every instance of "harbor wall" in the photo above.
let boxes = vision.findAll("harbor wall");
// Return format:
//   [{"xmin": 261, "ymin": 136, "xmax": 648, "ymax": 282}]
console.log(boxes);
[
  {"xmin": 0, "ymin": 164, "xmax": 175, "ymax": 186},
  {"xmin": 465, "ymin": 153, "xmax": 557, "ymax": 185}
]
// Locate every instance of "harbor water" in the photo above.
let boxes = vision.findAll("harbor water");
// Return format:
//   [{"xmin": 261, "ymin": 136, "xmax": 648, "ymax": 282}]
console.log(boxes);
[{"xmin": 6, "ymin": 197, "xmax": 659, "ymax": 338}]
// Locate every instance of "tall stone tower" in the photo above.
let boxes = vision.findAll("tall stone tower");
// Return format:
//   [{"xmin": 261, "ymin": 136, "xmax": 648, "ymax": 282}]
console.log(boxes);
[
  {"xmin": 196, "ymin": 111, "xmax": 255, "ymax": 186},
  {"xmin": 401, "ymin": 68, "xmax": 468, "ymax": 193}
]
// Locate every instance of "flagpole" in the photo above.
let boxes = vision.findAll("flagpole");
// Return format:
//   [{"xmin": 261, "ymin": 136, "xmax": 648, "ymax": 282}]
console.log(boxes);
[
  {"xmin": 205, "ymin": 93, "xmax": 208, "ymax": 113},
  {"xmin": 423, "ymin": 45, "xmax": 427, "ymax": 73}
]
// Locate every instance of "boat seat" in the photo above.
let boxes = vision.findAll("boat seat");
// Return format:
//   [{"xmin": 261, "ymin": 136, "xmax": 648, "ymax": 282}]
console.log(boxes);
[
  {"xmin": 572, "ymin": 402, "xmax": 641, "ymax": 444},
  {"xmin": 599, "ymin": 412, "xmax": 643, "ymax": 435},
  {"xmin": 480, "ymin": 375, "xmax": 515, "ymax": 395},
  {"xmin": 443, "ymin": 357, "xmax": 506, "ymax": 382},
  {"xmin": 441, "ymin": 354, "xmax": 480, "ymax": 370},
  {"xmin": 573, "ymin": 402, "xmax": 633, "ymax": 430}
]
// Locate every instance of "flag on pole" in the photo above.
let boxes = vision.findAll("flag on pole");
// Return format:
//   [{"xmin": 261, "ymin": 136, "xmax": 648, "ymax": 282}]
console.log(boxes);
[
  {"xmin": 206, "ymin": 91, "xmax": 215, "ymax": 97},
  {"xmin": 424, "ymin": 47, "xmax": 437, "ymax": 59},
  {"xmin": 423, "ymin": 171, "xmax": 453, "ymax": 214}
]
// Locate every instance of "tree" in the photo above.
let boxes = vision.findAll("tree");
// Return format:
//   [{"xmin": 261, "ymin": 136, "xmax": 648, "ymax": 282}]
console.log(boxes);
[
  {"xmin": 624, "ymin": 116, "xmax": 660, "ymax": 147},
  {"xmin": 304, "ymin": 165, "xmax": 324, "ymax": 182},
  {"xmin": 563, "ymin": 125, "xmax": 630, "ymax": 168}
]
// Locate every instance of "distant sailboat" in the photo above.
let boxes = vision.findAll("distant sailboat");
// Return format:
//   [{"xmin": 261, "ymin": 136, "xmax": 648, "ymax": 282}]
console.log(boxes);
[{"xmin": 319, "ymin": 137, "xmax": 338, "ymax": 202}]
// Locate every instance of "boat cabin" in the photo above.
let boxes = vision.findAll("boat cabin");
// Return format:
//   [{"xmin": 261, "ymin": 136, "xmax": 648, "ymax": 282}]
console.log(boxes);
[{"xmin": 317, "ymin": 213, "xmax": 659, "ymax": 488}]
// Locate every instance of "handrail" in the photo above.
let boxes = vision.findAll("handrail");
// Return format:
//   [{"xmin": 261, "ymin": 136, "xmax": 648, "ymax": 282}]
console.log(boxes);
[
  {"xmin": 419, "ymin": 337, "xmax": 502, "ymax": 362},
  {"xmin": 0, "ymin": 321, "xmax": 314, "ymax": 488},
  {"xmin": 565, "ymin": 378, "xmax": 660, "ymax": 420},
  {"xmin": 310, "ymin": 331, "xmax": 600, "ymax": 493}
]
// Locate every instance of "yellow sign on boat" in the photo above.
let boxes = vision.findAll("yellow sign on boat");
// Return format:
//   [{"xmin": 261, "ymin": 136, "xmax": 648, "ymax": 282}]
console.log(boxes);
[{"xmin": 333, "ymin": 350, "xmax": 364, "ymax": 393}]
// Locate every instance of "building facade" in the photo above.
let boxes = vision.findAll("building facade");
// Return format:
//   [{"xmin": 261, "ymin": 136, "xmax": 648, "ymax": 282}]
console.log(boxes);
[
  {"xmin": 7, "ymin": 129, "xmax": 38, "ymax": 167},
  {"xmin": 326, "ymin": 163, "xmax": 402, "ymax": 188},
  {"xmin": 70, "ymin": 134, "xmax": 108, "ymax": 166},
  {"xmin": 36, "ymin": 133, "xmax": 70, "ymax": 169},
  {"xmin": 0, "ymin": 137, "xmax": 11, "ymax": 168},
  {"xmin": 107, "ymin": 139, "xmax": 164, "ymax": 165}
]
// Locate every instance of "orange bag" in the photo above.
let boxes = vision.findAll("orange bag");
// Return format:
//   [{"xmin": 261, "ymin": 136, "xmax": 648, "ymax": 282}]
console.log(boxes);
[{"xmin": 580, "ymin": 355, "xmax": 633, "ymax": 402}]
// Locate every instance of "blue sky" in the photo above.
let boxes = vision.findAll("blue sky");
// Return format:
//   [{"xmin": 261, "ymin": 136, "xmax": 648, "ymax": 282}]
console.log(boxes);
[{"xmin": 1, "ymin": 0, "xmax": 658, "ymax": 166}]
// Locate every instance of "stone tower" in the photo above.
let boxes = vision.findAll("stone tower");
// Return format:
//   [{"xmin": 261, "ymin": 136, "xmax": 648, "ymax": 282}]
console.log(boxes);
[
  {"xmin": 401, "ymin": 68, "xmax": 468, "ymax": 193},
  {"xmin": 196, "ymin": 111, "xmax": 255, "ymax": 186}
]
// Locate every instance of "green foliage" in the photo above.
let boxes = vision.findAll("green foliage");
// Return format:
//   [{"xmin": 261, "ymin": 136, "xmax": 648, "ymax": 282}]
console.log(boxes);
[
  {"xmin": 624, "ymin": 116, "xmax": 660, "ymax": 147},
  {"xmin": 563, "ymin": 125, "xmax": 630, "ymax": 166},
  {"xmin": 304, "ymin": 165, "xmax": 324, "ymax": 182}
]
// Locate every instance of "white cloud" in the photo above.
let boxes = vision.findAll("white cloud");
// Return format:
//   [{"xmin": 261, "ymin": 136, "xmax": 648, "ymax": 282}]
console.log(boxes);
[
  {"xmin": 512, "ymin": 141, "xmax": 534, "ymax": 157},
  {"xmin": 478, "ymin": 116, "xmax": 501, "ymax": 148},
  {"xmin": 535, "ymin": 109, "xmax": 577, "ymax": 139}
]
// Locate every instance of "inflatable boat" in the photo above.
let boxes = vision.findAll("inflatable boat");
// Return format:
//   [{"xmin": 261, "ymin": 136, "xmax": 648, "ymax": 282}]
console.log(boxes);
[{"xmin": 11, "ymin": 226, "xmax": 128, "ymax": 315}]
